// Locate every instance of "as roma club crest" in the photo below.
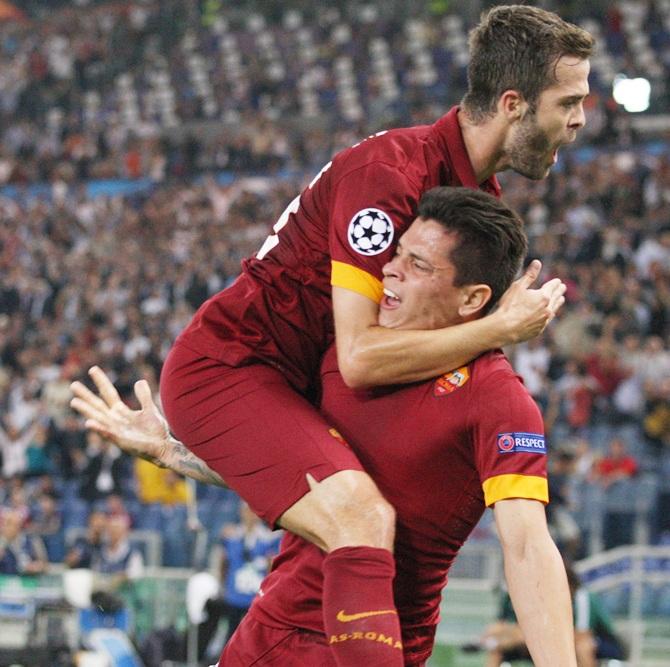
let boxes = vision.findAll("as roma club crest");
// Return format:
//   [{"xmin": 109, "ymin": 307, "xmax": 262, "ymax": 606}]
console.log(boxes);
[{"xmin": 434, "ymin": 366, "xmax": 470, "ymax": 397}]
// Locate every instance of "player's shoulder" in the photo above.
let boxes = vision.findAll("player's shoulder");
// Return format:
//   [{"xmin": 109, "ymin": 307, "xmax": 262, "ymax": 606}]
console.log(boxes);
[
  {"xmin": 468, "ymin": 351, "xmax": 542, "ymax": 423},
  {"xmin": 471, "ymin": 349, "xmax": 515, "ymax": 374},
  {"xmin": 332, "ymin": 124, "xmax": 433, "ymax": 175},
  {"xmin": 470, "ymin": 350, "xmax": 527, "ymax": 392}
]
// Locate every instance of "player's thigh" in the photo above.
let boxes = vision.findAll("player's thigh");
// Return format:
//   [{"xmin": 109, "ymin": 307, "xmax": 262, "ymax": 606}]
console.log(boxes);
[
  {"xmin": 218, "ymin": 615, "xmax": 335, "ymax": 666},
  {"xmin": 160, "ymin": 343, "xmax": 364, "ymax": 526}
]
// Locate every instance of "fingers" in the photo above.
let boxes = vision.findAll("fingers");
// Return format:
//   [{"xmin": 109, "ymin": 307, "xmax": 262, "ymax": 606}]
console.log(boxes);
[
  {"xmin": 541, "ymin": 279, "xmax": 567, "ymax": 316},
  {"xmin": 70, "ymin": 396, "xmax": 113, "ymax": 429},
  {"xmin": 516, "ymin": 259, "xmax": 542, "ymax": 288},
  {"xmin": 88, "ymin": 366, "xmax": 124, "ymax": 409},
  {"xmin": 549, "ymin": 293, "xmax": 566, "ymax": 316},
  {"xmin": 82, "ymin": 418, "xmax": 114, "ymax": 441},
  {"xmin": 539, "ymin": 277, "xmax": 563, "ymax": 295},
  {"xmin": 70, "ymin": 380, "xmax": 111, "ymax": 415},
  {"xmin": 134, "ymin": 380, "xmax": 155, "ymax": 412}
]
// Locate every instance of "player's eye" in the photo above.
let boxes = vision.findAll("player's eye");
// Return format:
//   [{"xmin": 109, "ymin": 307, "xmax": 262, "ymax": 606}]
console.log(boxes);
[
  {"xmin": 412, "ymin": 258, "xmax": 432, "ymax": 273},
  {"xmin": 561, "ymin": 99, "xmax": 580, "ymax": 109}
]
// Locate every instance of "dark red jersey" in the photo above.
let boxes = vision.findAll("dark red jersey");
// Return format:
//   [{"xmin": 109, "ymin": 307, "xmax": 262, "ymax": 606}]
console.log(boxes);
[
  {"xmin": 176, "ymin": 107, "xmax": 500, "ymax": 394},
  {"xmin": 250, "ymin": 348, "xmax": 547, "ymax": 664}
]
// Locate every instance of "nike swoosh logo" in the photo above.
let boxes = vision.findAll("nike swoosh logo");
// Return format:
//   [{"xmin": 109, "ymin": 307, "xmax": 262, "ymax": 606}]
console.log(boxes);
[{"xmin": 336, "ymin": 609, "xmax": 397, "ymax": 623}]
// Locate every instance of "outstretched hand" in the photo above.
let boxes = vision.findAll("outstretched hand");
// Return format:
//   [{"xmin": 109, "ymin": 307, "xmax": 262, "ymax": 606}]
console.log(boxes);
[
  {"xmin": 495, "ymin": 260, "xmax": 566, "ymax": 345},
  {"xmin": 70, "ymin": 366, "xmax": 169, "ymax": 464}
]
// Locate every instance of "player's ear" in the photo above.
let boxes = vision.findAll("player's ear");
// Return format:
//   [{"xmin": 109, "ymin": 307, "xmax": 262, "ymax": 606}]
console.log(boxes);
[
  {"xmin": 498, "ymin": 90, "xmax": 529, "ymax": 122},
  {"xmin": 459, "ymin": 284, "xmax": 492, "ymax": 319}
]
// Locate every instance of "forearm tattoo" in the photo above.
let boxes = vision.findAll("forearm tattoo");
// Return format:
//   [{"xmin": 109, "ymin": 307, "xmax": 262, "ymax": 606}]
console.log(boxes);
[{"xmin": 165, "ymin": 437, "xmax": 226, "ymax": 487}]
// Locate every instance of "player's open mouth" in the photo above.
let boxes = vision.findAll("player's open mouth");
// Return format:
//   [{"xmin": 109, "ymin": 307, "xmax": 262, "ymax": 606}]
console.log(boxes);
[{"xmin": 382, "ymin": 287, "xmax": 401, "ymax": 308}]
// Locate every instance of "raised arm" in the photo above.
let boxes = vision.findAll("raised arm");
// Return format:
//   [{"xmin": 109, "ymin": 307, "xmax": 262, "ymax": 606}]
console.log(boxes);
[
  {"xmin": 334, "ymin": 260, "xmax": 565, "ymax": 388},
  {"xmin": 493, "ymin": 498, "xmax": 576, "ymax": 667},
  {"xmin": 70, "ymin": 367, "xmax": 225, "ymax": 487}
]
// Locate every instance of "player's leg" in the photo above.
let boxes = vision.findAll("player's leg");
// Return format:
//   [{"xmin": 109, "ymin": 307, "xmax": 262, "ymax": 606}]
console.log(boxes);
[
  {"xmin": 279, "ymin": 472, "xmax": 402, "ymax": 664},
  {"xmin": 279, "ymin": 469, "xmax": 395, "ymax": 552},
  {"xmin": 160, "ymin": 343, "xmax": 403, "ymax": 666}
]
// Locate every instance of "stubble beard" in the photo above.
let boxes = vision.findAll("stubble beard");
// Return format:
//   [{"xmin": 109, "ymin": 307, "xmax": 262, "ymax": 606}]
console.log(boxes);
[{"xmin": 509, "ymin": 114, "xmax": 554, "ymax": 181}]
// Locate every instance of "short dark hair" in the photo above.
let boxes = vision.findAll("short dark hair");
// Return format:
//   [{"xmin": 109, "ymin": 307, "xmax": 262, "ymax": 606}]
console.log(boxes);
[
  {"xmin": 462, "ymin": 5, "xmax": 594, "ymax": 120},
  {"xmin": 417, "ymin": 187, "xmax": 527, "ymax": 313}
]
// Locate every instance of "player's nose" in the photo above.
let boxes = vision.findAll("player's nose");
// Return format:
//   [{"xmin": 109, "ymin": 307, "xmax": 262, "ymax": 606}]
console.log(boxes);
[
  {"xmin": 382, "ymin": 255, "xmax": 403, "ymax": 280},
  {"xmin": 569, "ymin": 102, "xmax": 586, "ymax": 130}
]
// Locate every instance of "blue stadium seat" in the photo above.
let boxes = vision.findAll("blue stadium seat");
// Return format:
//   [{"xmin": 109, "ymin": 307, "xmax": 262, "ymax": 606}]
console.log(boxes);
[
  {"xmin": 42, "ymin": 530, "xmax": 65, "ymax": 563},
  {"xmin": 160, "ymin": 504, "xmax": 193, "ymax": 567},
  {"xmin": 133, "ymin": 503, "xmax": 162, "ymax": 531},
  {"xmin": 61, "ymin": 498, "xmax": 91, "ymax": 531}
]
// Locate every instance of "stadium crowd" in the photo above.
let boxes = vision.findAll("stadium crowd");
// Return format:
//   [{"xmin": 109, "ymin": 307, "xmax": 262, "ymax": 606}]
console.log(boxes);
[
  {"xmin": 1, "ymin": 0, "xmax": 670, "ymax": 649},
  {"xmin": 0, "ymin": 0, "xmax": 669, "ymax": 184}
]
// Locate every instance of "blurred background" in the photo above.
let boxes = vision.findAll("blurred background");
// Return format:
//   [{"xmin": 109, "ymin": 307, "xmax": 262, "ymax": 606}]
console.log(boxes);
[{"xmin": 0, "ymin": 0, "xmax": 669, "ymax": 665}]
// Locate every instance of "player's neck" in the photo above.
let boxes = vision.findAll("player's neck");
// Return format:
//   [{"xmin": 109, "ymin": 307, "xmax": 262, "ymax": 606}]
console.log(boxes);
[{"xmin": 458, "ymin": 108, "xmax": 508, "ymax": 184}]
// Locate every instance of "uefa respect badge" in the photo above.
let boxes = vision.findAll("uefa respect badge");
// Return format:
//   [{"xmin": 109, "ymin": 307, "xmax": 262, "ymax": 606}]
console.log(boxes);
[{"xmin": 497, "ymin": 432, "xmax": 546, "ymax": 454}]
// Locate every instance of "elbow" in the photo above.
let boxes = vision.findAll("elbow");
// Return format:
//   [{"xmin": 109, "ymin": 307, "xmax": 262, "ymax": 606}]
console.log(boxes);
[
  {"xmin": 501, "ymin": 524, "xmax": 555, "ymax": 568},
  {"xmin": 337, "ymin": 355, "xmax": 375, "ymax": 390},
  {"xmin": 338, "ymin": 364, "xmax": 373, "ymax": 390}
]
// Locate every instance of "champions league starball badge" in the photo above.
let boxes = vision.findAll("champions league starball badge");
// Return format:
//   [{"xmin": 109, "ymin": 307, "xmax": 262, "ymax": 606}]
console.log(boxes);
[{"xmin": 347, "ymin": 208, "xmax": 394, "ymax": 256}]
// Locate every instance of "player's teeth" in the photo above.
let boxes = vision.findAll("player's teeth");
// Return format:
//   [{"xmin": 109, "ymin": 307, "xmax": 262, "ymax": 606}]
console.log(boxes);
[{"xmin": 383, "ymin": 288, "xmax": 399, "ymax": 301}]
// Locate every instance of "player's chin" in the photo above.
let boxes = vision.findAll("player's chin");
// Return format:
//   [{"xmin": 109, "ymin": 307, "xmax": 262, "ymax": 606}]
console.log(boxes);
[
  {"xmin": 515, "ymin": 162, "xmax": 552, "ymax": 181},
  {"xmin": 377, "ymin": 311, "xmax": 399, "ymax": 329}
]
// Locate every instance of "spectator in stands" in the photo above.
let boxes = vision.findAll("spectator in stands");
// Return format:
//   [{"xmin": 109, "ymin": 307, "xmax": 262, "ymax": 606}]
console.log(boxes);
[
  {"xmin": 104, "ymin": 493, "xmax": 132, "ymax": 527},
  {"xmin": 612, "ymin": 333, "xmax": 646, "ymax": 424},
  {"xmin": 639, "ymin": 336, "xmax": 670, "ymax": 395},
  {"xmin": 64, "ymin": 509, "xmax": 105, "ymax": 569},
  {"xmin": 97, "ymin": 513, "xmax": 143, "ymax": 582},
  {"xmin": 135, "ymin": 459, "xmax": 190, "ymax": 505},
  {"xmin": 546, "ymin": 360, "xmax": 598, "ymax": 435},
  {"xmin": 571, "ymin": 438, "xmax": 597, "ymax": 482},
  {"xmin": 592, "ymin": 437, "xmax": 639, "ymax": 489},
  {"xmin": 585, "ymin": 337, "xmax": 629, "ymax": 419},
  {"xmin": 480, "ymin": 564, "xmax": 625, "ymax": 667},
  {"xmin": 201, "ymin": 502, "xmax": 281, "ymax": 653},
  {"xmin": 0, "ymin": 415, "xmax": 35, "ymax": 479},
  {"xmin": 546, "ymin": 449, "xmax": 581, "ymax": 560},
  {"xmin": 28, "ymin": 490, "xmax": 62, "ymax": 562},
  {"xmin": 511, "ymin": 336, "xmax": 551, "ymax": 410},
  {"xmin": 47, "ymin": 413, "xmax": 87, "ymax": 480},
  {"xmin": 78, "ymin": 432, "xmax": 127, "ymax": 502},
  {"xmin": 644, "ymin": 376, "xmax": 670, "ymax": 454},
  {"xmin": 24, "ymin": 422, "xmax": 52, "ymax": 477},
  {"xmin": 90, "ymin": 513, "xmax": 143, "ymax": 613},
  {"xmin": 29, "ymin": 491, "xmax": 61, "ymax": 538},
  {"xmin": 0, "ymin": 507, "xmax": 48, "ymax": 575},
  {"xmin": 634, "ymin": 225, "xmax": 670, "ymax": 280},
  {"xmin": 6, "ymin": 482, "xmax": 30, "ymax": 524}
]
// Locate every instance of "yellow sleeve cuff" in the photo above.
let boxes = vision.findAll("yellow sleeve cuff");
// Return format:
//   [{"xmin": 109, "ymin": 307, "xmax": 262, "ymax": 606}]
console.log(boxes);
[
  {"xmin": 482, "ymin": 474, "xmax": 548, "ymax": 507},
  {"xmin": 331, "ymin": 261, "xmax": 384, "ymax": 304}
]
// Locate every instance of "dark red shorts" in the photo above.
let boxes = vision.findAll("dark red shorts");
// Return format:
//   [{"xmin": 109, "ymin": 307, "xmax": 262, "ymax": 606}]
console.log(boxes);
[
  {"xmin": 217, "ymin": 614, "xmax": 429, "ymax": 666},
  {"xmin": 160, "ymin": 342, "xmax": 364, "ymax": 526},
  {"xmin": 217, "ymin": 615, "xmax": 335, "ymax": 666}
]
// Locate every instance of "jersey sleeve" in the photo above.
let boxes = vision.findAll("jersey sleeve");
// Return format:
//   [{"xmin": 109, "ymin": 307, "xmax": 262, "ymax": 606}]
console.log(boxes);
[
  {"xmin": 470, "ymin": 367, "xmax": 548, "ymax": 507},
  {"xmin": 329, "ymin": 162, "xmax": 419, "ymax": 303}
]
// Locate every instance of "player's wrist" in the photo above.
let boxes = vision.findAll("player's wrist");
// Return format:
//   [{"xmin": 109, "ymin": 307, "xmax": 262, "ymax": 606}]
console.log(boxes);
[
  {"xmin": 481, "ymin": 308, "xmax": 513, "ymax": 348},
  {"xmin": 154, "ymin": 433, "xmax": 179, "ymax": 468}
]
